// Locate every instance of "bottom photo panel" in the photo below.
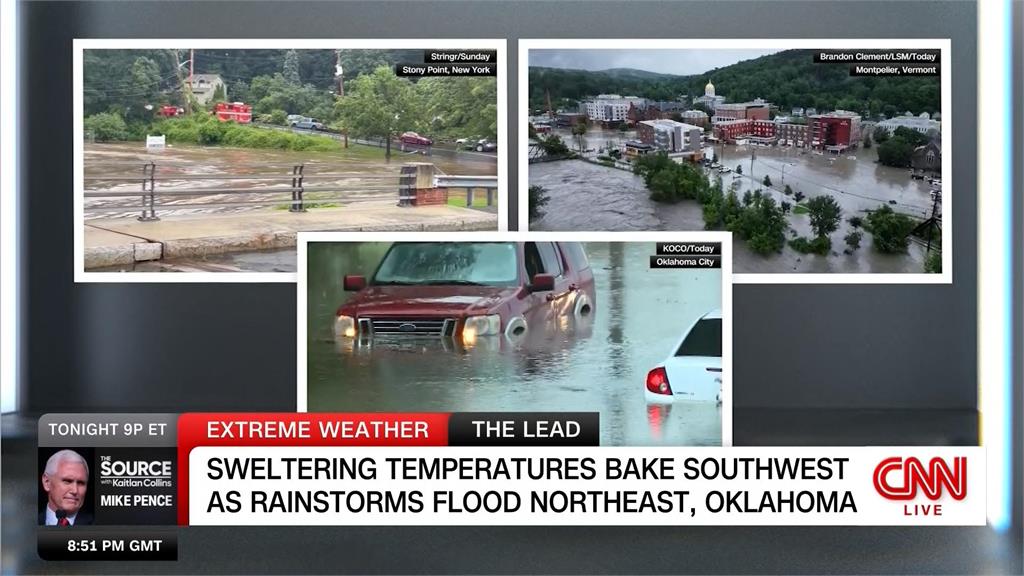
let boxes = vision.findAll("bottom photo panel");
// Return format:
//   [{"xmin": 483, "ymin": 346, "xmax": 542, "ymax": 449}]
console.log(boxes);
[{"xmin": 298, "ymin": 232, "xmax": 733, "ymax": 446}]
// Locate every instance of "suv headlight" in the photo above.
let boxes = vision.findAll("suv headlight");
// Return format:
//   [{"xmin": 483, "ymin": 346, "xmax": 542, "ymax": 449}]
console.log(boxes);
[
  {"xmin": 334, "ymin": 315, "xmax": 356, "ymax": 338},
  {"xmin": 462, "ymin": 314, "xmax": 501, "ymax": 344}
]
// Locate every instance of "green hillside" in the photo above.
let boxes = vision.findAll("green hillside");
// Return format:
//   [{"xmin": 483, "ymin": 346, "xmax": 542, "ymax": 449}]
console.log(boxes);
[{"xmin": 529, "ymin": 49, "xmax": 940, "ymax": 119}]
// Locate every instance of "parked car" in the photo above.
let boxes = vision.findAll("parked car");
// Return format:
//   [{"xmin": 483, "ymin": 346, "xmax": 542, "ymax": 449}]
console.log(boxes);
[
  {"xmin": 400, "ymin": 131, "xmax": 433, "ymax": 146},
  {"xmin": 644, "ymin": 309, "xmax": 722, "ymax": 404},
  {"xmin": 286, "ymin": 114, "xmax": 305, "ymax": 125},
  {"xmin": 473, "ymin": 139, "xmax": 498, "ymax": 153},
  {"xmin": 334, "ymin": 242, "xmax": 595, "ymax": 348},
  {"xmin": 292, "ymin": 118, "xmax": 325, "ymax": 131}
]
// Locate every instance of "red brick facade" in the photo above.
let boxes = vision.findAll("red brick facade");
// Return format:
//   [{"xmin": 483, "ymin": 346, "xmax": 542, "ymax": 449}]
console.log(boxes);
[{"xmin": 413, "ymin": 187, "xmax": 448, "ymax": 206}]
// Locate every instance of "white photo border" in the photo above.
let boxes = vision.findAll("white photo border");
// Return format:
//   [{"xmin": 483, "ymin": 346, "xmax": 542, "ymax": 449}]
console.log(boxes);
[
  {"xmin": 518, "ymin": 38, "xmax": 952, "ymax": 285},
  {"xmin": 296, "ymin": 230, "xmax": 735, "ymax": 447},
  {"xmin": 74, "ymin": 38, "xmax": 509, "ymax": 283}
]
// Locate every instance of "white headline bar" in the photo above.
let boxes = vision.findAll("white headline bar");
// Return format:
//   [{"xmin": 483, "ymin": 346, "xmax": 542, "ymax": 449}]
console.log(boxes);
[{"xmin": 189, "ymin": 447, "xmax": 984, "ymax": 526}]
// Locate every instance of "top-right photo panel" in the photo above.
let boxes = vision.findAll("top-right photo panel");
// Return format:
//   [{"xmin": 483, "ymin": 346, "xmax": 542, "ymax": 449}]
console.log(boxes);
[{"xmin": 521, "ymin": 40, "xmax": 951, "ymax": 283}]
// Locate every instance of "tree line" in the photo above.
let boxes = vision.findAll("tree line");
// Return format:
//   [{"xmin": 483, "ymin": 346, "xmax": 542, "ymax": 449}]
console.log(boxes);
[
  {"xmin": 83, "ymin": 49, "xmax": 498, "ymax": 152},
  {"xmin": 529, "ymin": 49, "xmax": 940, "ymax": 119}
]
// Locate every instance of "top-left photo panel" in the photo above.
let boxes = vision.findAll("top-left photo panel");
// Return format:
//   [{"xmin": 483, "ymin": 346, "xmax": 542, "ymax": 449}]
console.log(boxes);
[{"xmin": 74, "ymin": 39, "xmax": 507, "ymax": 282}]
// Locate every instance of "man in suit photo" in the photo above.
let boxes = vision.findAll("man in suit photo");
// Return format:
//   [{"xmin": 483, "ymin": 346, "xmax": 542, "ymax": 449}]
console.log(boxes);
[{"xmin": 39, "ymin": 449, "xmax": 93, "ymax": 526}]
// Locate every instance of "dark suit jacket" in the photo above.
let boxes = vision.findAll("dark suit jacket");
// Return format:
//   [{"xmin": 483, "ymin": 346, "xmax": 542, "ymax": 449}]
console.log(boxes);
[{"xmin": 39, "ymin": 509, "xmax": 94, "ymax": 526}]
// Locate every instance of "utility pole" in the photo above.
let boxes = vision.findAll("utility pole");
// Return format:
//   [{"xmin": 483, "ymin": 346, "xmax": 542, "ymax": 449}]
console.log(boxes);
[
  {"xmin": 174, "ymin": 49, "xmax": 192, "ymax": 115},
  {"xmin": 335, "ymin": 49, "xmax": 348, "ymax": 148},
  {"xmin": 750, "ymin": 146, "xmax": 756, "ymax": 184},
  {"xmin": 334, "ymin": 49, "xmax": 345, "ymax": 97}
]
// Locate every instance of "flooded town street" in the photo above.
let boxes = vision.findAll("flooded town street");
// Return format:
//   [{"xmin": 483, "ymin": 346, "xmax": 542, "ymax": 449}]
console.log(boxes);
[
  {"xmin": 306, "ymin": 242, "xmax": 723, "ymax": 446},
  {"xmin": 530, "ymin": 138, "xmax": 933, "ymax": 274}
]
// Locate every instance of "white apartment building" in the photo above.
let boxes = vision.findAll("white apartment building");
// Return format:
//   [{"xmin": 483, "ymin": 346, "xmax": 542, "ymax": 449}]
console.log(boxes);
[{"xmin": 582, "ymin": 94, "xmax": 646, "ymax": 122}]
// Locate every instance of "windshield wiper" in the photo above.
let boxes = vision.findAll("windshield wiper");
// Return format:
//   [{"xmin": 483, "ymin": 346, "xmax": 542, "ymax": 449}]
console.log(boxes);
[
  {"xmin": 373, "ymin": 280, "xmax": 420, "ymax": 285},
  {"xmin": 420, "ymin": 280, "xmax": 487, "ymax": 286}
]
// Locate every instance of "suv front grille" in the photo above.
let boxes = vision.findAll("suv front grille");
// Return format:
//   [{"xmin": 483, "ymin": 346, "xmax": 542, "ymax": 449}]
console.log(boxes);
[{"xmin": 363, "ymin": 317, "xmax": 456, "ymax": 337}]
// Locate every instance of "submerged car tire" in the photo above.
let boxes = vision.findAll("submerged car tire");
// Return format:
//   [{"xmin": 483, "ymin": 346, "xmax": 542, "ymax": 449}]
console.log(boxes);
[
  {"xmin": 573, "ymin": 293, "xmax": 593, "ymax": 317},
  {"xmin": 504, "ymin": 316, "xmax": 528, "ymax": 340}
]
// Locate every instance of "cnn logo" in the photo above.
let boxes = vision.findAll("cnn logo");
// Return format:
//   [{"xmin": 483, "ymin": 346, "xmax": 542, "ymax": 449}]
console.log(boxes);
[{"xmin": 873, "ymin": 456, "xmax": 967, "ymax": 501}]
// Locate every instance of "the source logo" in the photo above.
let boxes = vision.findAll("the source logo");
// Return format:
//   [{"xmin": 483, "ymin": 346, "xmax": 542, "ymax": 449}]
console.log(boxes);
[{"xmin": 873, "ymin": 457, "xmax": 966, "ymax": 517}]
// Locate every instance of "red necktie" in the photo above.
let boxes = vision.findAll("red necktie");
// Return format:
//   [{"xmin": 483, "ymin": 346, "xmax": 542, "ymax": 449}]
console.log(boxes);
[{"xmin": 57, "ymin": 517, "xmax": 70, "ymax": 527}]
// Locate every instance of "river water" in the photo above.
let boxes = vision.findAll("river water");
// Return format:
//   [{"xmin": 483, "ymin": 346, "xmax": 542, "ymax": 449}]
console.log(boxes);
[
  {"xmin": 529, "ymin": 141, "xmax": 933, "ymax": 274},
  {"xmin": 84, "ymin": 142, "xmax": 496, "ymax": 219},
  {"xmin": 306, "ymin": 242, "xmax": 723, "ymax": 446}
]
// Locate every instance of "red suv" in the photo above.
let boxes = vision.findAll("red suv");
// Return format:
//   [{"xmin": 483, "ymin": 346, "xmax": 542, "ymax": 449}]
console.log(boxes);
[
  {"xmin": 399, "ymin": 131, "xmax": 433, "ymax": 146},
  {"xmin": 335, "ymin": 242, "xmax": 595, "ymax": 347}
]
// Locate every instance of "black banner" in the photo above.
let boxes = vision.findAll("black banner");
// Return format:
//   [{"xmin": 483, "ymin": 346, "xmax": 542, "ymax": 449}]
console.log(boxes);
[
  {"xmin": 424, "ymin": 49, "xmax": 497, "ymax": 63},
  {"xmin": 655, "ymin": 242, "xmax": 721, "ymax": 256},
  {"xmin": 649, "ymin": 255, "xmax": 722, "ymax": 269},
  {"xmin": 395, "ymin": 63, "xmax": 497, "ymax": 77},
  {"xmin": 448, "ymin": 412, "xmax": 600, "ymax": 446},
  {"xmin": 38, "ymin": 528, "xmax": 177, "ymax": 561}
]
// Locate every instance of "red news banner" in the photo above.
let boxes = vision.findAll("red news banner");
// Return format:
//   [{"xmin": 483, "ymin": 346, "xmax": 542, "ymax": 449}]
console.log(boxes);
[{"xmin": 177, "ymin": 412, "xmax": 985, "ymax": 527}]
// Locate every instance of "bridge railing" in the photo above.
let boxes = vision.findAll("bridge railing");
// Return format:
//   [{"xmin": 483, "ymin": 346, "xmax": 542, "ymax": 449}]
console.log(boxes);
[{"xmin": 83, "ymin": 161, "xmax": 497, "ymax": 221}]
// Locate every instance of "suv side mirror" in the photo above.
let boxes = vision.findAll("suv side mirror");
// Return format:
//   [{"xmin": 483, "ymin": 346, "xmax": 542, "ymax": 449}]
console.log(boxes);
[
  {"xmin": 529, "ymin": 273, "xmax": 555, "ymax": 293},
  {"xmin": 343, "ymin": 275, "xmax": 366, "ymax": 291}
]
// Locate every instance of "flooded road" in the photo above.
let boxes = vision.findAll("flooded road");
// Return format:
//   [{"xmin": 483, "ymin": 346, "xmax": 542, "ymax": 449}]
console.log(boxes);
[
  {"xmin": 84, "ymin": 142, "xmax": 497, "ymax": 219},
  {"xmin": 529, "ymin": 144, "xmax": 932, "ymax": 273},
  {"xmin": 306, "ymin": 242, "xmax": 723, "ymax": 446}
]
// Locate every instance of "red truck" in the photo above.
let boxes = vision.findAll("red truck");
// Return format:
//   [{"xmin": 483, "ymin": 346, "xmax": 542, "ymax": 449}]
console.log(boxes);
[
  {"xmin": 158, "ymin": 105, "xmax": 185, "ymax": 117},
  {"xmin": 334, "ymin": 242, "xmax": 596, "ymax": 348},
  {"xmin": 214, "ymin": 102, "xmax": 252, "ymax": 123}
]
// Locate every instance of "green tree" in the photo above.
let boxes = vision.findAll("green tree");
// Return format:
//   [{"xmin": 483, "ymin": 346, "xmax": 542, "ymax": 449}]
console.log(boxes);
[
  {"xmin": 269, "ymin": 109, "xmax": 288, "ymax": 125},
  {"xmin": 924, "ymin": 250, "xmax": 942, "ymax": 273},
  {"xmin": 736, "ymin": 164, "xmax": 743, "ymax": 175},
  {"xmin": 416, "ymin": 77, "xmax": 497, "ymax": 140},
  {"xmin": 845, "ymin": 230, "xmax": 863, "ymax": 250},
  {"xmin": 865, "ymin": 204, "xmax": 916, "ymax": 253},
  {"xmin": 571, "ymin": 120, "xmax": 588, "ymax": 152},
  {"xmin": 282, "ymin": 49, "xmax": 302, "ymax": 84},
  {"xmin": 537, "ymin": 134, "xmax": 570, "ymax": 156},
  {"xmin": 84, "ymin": 112, "xmax": 129, "ymax": 142},
  {"xmin": 805, "ymin": 194, "xmax": 842, "ymax": 239},
  {"xmin": 211, "ymin": 83, "xmax": 226, "ymax": 104},
  {"xmin": 529, "ymin": 185, "xmax": 549, "ymax": 220},
  {"xmin": 127, "ymin": 56, "xmax": 163, "ymax": 120},
  {"xmin": 762, "ymin": 174, "xmax": 772, "ymax": 188},
  {"xmin": 784, "ymin": 184, "xmax": 793, "ymax": 196},
  {"xmin": 335, "ymin": 66, "xmax": 420, "ymax": 158}
]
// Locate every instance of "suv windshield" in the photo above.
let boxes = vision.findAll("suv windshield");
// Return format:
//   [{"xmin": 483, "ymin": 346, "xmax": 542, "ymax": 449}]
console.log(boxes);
[{"xmin": 373, "ymin": 242, "xmax": 518, "ymax": 286}]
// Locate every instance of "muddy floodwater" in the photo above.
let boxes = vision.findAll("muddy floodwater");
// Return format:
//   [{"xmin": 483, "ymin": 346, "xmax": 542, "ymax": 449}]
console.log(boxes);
[
  {"xmin": 530, "ymin": 140, "xmax": 935, "ymax": 274},
  {"xmin": 306, "ymin": 242, "xmax": 723, "ymax": 446},
  {"xmin": 84, "ymin": 142, "xmax": 496, "ymax": 219}
]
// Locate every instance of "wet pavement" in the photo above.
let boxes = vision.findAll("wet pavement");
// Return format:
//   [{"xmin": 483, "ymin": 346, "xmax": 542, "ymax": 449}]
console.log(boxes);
[
  {"xmin": 91, "ymin": 248, "xmax": 298, "ymax": 273},
  {"xmin": 306, "ymin": 242, "xmax": 723, "ymax": 446},
  {"xmin": 529, "ymin": 141, "xmax": 935, "ymax": 274}
]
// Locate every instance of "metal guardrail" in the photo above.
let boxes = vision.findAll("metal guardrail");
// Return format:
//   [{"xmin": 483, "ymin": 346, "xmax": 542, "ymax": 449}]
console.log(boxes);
[
  {"xmin": 84, "ymin": 162, "xmax": 404, "ymax": 221},
  {"xmin": 83, "ymin": 162, "xmax": 498, "ymax": 220}
]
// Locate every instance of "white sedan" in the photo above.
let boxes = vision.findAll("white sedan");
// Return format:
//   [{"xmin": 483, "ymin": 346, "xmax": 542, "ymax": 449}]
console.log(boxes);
[{"xmin": 644, "ymin": 309, "xmax": 722, "ymax": 404}]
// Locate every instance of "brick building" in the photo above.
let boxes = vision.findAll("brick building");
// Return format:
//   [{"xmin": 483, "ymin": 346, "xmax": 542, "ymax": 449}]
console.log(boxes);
[{"xmin": 808, "ymin": 110, "xmax": 861, "ymax": 151}]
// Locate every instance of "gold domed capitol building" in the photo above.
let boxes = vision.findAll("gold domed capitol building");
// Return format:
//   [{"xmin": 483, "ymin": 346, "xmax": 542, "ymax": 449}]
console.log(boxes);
[{"xmin": 694, "ymin": 79, "xmax": 725, "ymax": 109}]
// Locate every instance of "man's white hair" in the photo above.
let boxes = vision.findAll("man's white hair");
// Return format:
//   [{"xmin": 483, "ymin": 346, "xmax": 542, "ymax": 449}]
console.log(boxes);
[{"xmin": 44, "ymin": 449, "xmax": 89, "ymax": 477}]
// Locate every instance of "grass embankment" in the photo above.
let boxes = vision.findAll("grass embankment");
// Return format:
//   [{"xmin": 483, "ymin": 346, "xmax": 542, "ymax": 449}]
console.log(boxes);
[
  {"xmin": 85, "ymin": 112, "xmax": 344, "ymax": 152},
  {"xmin": 447, "ymin": 192, "xmax": 494, "ymax": 208},
  {"xmin": 150, "ymin": 116, "xmax": 340, "ymax": 152}
]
